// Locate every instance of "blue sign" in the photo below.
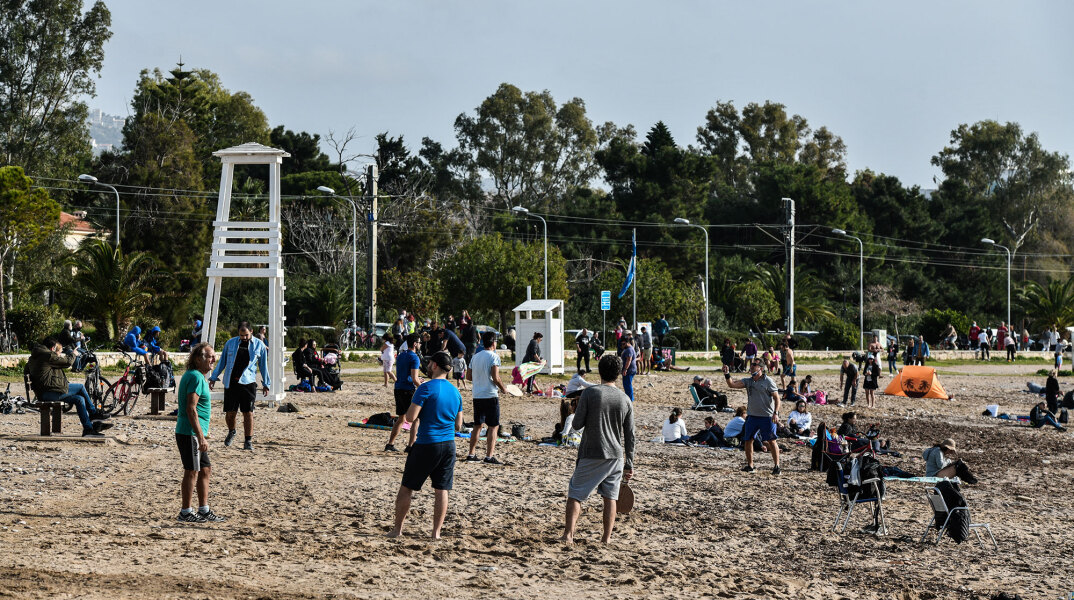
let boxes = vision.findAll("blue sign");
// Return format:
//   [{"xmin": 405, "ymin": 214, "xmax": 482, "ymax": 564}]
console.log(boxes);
[{"xmin": 600, "ymin": 290, "xmax": 611, "ymax": 311}]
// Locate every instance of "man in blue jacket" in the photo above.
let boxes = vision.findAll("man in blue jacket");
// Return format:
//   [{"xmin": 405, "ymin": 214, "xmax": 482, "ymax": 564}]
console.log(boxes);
[
  {"xmin": 144, "ymin": 325, "xmax": 170, "ymax": 364},
  {"xmin": 209, "ymin": 321, "xmax": 270, "ymax": 451},
  {"xmin": 122, "ymin": 326, "xmax": 148, "ymax": 357}
]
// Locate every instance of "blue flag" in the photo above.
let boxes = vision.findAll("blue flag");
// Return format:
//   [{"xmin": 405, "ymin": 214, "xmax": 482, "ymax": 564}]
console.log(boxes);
[{"xmin": 618, "ymin": 231, "xmax": 636, "ymax": 299}]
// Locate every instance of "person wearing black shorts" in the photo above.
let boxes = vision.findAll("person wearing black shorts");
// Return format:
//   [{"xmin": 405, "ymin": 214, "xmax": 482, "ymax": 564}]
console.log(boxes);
[
  {"xmin": 175, "ymin": 342, "xmax": 226, "ymax": 523},
  {"xmin": 209, "ymin": 321, "xmax": 271, "ymax": 452},
  {"xmin": 465, "ymin": 331, "xmax": 508, "ymax": 463},
  {"xmin": 387, "ymin": 334, "xmax": 423, "ymax": 452},
  {"xmin": 388, "ymin": 352, "xmax": 463, "ymax": 540}
]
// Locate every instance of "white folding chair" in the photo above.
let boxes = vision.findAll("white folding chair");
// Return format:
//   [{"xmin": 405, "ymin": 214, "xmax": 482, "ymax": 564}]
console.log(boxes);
[{"xmin": 920, "ymin": 487, "xmax": 997, "ymax": 551}]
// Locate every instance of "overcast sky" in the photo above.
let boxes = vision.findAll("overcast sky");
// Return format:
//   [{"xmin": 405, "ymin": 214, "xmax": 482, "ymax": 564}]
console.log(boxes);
[{"xmin": 88, "ymin": 0, "xmax": 1073, "ymax": 189}]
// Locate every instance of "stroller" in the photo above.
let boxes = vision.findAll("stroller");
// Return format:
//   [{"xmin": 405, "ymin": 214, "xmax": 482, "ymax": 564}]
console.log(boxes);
[{"xmin": 321, "ymin": 343, "xmax": 343, "ymax": 391}]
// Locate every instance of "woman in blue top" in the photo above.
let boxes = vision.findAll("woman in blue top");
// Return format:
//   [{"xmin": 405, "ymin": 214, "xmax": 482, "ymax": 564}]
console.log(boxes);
[
  {"xmin": 175, "ymin": 343, "xmax": 226, "ymax": 522},
  {"xmin": 389, "ymin": 351, "xmax": 463, "ymax": 540}
]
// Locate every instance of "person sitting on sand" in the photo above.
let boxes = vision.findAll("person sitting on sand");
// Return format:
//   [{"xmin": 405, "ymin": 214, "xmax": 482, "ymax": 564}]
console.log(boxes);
[
  {"xmin": 565, "ymin": 370, "xmax": 596, "ymax": 398},
  {"xmin": 723, "ymin": 406, "xmax": 747, "ymax": 442},
  {"xmin": 922, "ymin": 438, "xmax": 979, "ymax": 483},
  {"xmin": 784, "ymin": 379, "xmax": 806, "ymax": 403},
  {"xmin": 799, "ymin": 375, "xmax": 813, "ymax": 396},
  {"xmin": 787, "ymin": 400, "xmax": 812, "ymax": 437},
  {"xmin": 689, "ymin": 415, "xmax": 726, "ymax": 447},
  {"xmin": 1030, "ymin": 401, "xmax": 1067, "ymax": 431},
  {"xmin": 662, "ymin": 408, "xmax": 691, "ymax": 444},
  {"xmin": 556, "ymin": 397, "xmax": 582, "ymax": 446}
]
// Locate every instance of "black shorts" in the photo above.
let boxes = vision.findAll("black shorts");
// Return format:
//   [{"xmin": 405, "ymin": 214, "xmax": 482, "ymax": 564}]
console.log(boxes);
[
  {"xmin": 472, "ymin": 397, "xmax": 500, "ymax": 428},
  {"xmin": 223, "ymin": 382, "xmax": 256, "ymax": 413},
  {"xmin": 176, "ymin": 433, "xmax": 210, "ymax": 471},
  {"xmin": 394, "ymin": 388, "xmax": 415, "ymax": 416},
  {"xmin": 401, "ymin": 440, "xmax": 456, "ymax": 491}
]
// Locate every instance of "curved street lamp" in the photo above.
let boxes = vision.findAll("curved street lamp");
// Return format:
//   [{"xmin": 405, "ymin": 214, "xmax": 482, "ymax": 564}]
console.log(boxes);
[
  {"xmin": 674, "ymin": 218, "xmax": 709, "ymax": 354},
  {"xmin": 78, "ymin": 174, "xmax": 121, "ymax": 248},
  {"xmin": 981, "ymin": 238, "xmax": 1011, "ymax": 332},
  {"xmin": 317, "ymin": 186, "xmax": 358, "ymax": 329},
  {"xmin": 512, "ymin": 206, "xmax": 547, "ymax": 299},
  {"xmin": 833, "ymin": 228, "xmax": 864, "ymax": 351}
]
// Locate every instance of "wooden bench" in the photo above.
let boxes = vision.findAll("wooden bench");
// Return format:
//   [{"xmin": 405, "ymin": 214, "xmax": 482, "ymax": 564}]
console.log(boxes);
[
  {"xmin": 24, "ymin": 373, "xmax": 70, "ymax": 435},
  {"xmin": 146, "ymin": 388, "xmax": 168, "ymax": 415},
  {"xmin": 38, "ymin": 402, "xmax": 62, "ymax": 436}
]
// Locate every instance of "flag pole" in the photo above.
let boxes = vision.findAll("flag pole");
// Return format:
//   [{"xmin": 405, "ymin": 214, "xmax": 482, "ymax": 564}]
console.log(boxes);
[{"xmin": 632, "ymin": 228, "xmax": 637, "ymax": 330}]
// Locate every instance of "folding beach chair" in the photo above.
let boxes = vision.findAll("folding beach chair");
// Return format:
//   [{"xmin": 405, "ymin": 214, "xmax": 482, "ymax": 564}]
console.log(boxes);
[
  {"xmin": 919, "ymin": 487, "xmax": 997, "ymax": 551},
  {"xmin": 689, "ymin": 385, "xmax": 703, "ymax": 410},
  {"xmin": 830, "ymin": 461, "xmax": 886, "ymax": 535}
]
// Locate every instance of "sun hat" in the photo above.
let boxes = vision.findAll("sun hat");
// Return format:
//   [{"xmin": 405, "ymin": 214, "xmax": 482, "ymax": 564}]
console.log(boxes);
[{"xmin": 939, "ymin": 438, "xmax": 957, "ymax": 452}]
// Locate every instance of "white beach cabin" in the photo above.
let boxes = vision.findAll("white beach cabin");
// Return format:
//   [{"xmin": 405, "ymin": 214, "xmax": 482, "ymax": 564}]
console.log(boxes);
[{"xmin": 513, "ymin": 299, "xmax": 565, "ymax": 374}]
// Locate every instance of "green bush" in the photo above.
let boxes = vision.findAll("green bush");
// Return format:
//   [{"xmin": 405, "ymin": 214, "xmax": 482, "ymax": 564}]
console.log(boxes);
[
  {"xmin": 917, "ymin": 308, "xmax": 971, "ymax": 345},
  {"xmin": 284, "ymin": 326, "xmax": 338, "ymax": 349},
  {"xmin": 661, "ymin": 334, "xmax": 681, "ymax": 349},
  {"xmin": 7, "ymin": 302, "xmax": 63, "ymax": 349},
  {"xmin": 814, "ymin": 317, "xmax": 858, "ymax": 350},
  {"xmin": 672, "ymin": 328, "xmax": 703, "ymax": 350},
  {"xmin": 792, "ymin": 334, "xmax": 813, "ymax": 350}
]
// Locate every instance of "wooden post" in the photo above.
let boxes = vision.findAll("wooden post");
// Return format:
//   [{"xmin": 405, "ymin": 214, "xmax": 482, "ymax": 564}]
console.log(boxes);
[
  {"xmin": 51, "ymin": 404, "xmax": 61, "ymax": 433},
  {"xmin": 149, "ymin": 390, "xmax": 166, "ymax": 415},
  {"xmin": 39, "ymin": 404, "xmax": 51, "ymax": 436}
]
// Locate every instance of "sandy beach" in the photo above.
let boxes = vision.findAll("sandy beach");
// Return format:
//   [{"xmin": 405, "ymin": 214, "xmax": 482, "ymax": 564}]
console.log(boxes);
[{"xmin": 0, "ymin": 362, "xmax": 1069, "ymax": 599}]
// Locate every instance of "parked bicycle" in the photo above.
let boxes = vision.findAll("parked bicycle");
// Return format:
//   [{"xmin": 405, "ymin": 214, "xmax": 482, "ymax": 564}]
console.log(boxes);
[
  {"xmin": 0, "ymin": 382, "xmax": 28, "ymax": 414},
  {"xmin": 77, "ymin": 346, "xmax": 113, "ymax": 414},
  {"xmin": 0, "ymin": 321, "xmax": 18, "ymax": 353},
  {"xmin": 102, "ymin": 348, "xmax": 147, "ymax": 416}
]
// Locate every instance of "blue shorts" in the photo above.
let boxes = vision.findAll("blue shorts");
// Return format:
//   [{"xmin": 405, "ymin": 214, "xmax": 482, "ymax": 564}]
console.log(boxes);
[
  {"xmin": 742, "ymin": 415, "xmax": 777, "ymax": 443},
  {"xmin": 401, "ymin": 440, "xmax": 456, "ymax": 491},
  {"xmin": 784, "ymin": 364, "xmax": 797, "ymax": 377}
]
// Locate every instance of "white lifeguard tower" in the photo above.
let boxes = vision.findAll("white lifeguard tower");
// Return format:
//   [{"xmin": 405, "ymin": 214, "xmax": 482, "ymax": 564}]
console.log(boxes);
[
  {"xmin": 513, "ymin": 299, "xmax": 565, "ymax": 374},
  {"xmin": 200, "ymin": 143, "xmax": 290, "ymax": 405}
]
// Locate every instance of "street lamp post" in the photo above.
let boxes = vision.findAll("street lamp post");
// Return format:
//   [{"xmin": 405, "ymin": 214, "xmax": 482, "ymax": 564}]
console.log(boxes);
[
  {"xmin": 78, "ymin": 174, "xmax": 121, "ymax": 248},
  {"xmin": 981, "ymin": 238, "xmax": 1011, "ymax": 331},
  {"xmin": 674, "ymin": 218, "xmax": 709, "ymax": 354},
  {"xmin": 511, "ymin": 206, "xmax": 547, "ymax": 299},
  {"xmin": 833, "ymin": 229, "xmax": 864, "ymax": 351},
  {"xmin": 317, "ymin": 186, "xmax": 358, "ymax": 331}
]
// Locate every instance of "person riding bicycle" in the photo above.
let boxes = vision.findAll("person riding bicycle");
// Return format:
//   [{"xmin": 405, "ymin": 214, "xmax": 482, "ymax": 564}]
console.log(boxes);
[{"xmin": 26, "ymin": 337, "xmax": 112, "ymax": 437}]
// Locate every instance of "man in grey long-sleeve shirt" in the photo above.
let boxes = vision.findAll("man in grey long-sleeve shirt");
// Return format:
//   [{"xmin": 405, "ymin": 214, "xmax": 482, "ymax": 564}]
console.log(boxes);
[{"xmin": 561, "ymin": 354, "xmax": 636, "ymax": 545}]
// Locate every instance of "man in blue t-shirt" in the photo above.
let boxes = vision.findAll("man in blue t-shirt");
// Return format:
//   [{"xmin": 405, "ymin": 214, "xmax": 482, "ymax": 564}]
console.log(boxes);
[
  {"xmin": 387, "ymin": 334, "xmax": 423, "ymax": 452},
  {"xmin": 388, "ymin": 351, "xmax": 463, "ymax": 540}
]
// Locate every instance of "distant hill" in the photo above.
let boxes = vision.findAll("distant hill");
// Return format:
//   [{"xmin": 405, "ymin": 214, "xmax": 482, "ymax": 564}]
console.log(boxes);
[{"xmin": 87, "ymin": 108, "xmax": 125, "ymax": 154}]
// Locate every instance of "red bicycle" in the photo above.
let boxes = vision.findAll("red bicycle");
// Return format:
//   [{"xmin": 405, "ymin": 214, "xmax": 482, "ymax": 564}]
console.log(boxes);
[{"xmin": 102, "ymin": 349, "xmax": 147, "ymax": 415}]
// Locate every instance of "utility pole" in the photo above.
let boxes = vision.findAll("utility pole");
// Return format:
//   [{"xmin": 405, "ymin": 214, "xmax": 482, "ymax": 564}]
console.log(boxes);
[
  {"xmin": 784, "ymin": 198, "xmax": 795, "ymax": 336},
  {"xmin": 366, "ymin": 165, "xmax": 379, "ymax": 334}
]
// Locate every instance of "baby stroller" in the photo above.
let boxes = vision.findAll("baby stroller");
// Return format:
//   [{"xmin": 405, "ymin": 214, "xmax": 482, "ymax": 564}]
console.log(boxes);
[{"xmin": 321, "ymin": 343, "xmax": 343, "ymax": 391}]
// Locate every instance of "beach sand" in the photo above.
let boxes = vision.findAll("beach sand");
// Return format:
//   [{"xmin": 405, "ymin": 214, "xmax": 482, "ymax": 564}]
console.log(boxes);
[{"xmin": 0, "ymin": 364, "xmax": 1068, "ymax": 599}]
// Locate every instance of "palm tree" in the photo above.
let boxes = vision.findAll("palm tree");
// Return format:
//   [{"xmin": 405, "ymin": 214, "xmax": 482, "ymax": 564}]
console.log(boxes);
[
  {"xmin": 294, "ymin": 279, "xmax": 351, "ymax": 327},
  {"xmin": 54, "ymin": 240, "xmax": 164, "ymax": 340},
  {"xmin": 1017, "ymin": 276, "xmax": 1074, "ymax": 330},
  {"xmin": 752, "ymin": 264, "xmax": 836, "ymax": 329}
]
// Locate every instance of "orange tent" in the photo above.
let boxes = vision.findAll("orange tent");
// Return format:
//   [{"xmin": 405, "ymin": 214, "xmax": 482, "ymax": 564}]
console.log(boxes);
[{"xmin": 883, "ymin": 365, "xmax": 950, "ymax": 400}]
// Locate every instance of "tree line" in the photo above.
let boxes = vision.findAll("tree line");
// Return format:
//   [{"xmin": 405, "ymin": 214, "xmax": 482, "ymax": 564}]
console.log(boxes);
[{"xmin": 2, "ymin": 1, "xmax": 1073, "ymax": 350}]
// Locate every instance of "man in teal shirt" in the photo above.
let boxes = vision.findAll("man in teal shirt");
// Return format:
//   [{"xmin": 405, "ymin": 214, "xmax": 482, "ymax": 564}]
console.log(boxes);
[{"xmin": 175, "ymin": 343, "xmax": 226, "ymax": 523}]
